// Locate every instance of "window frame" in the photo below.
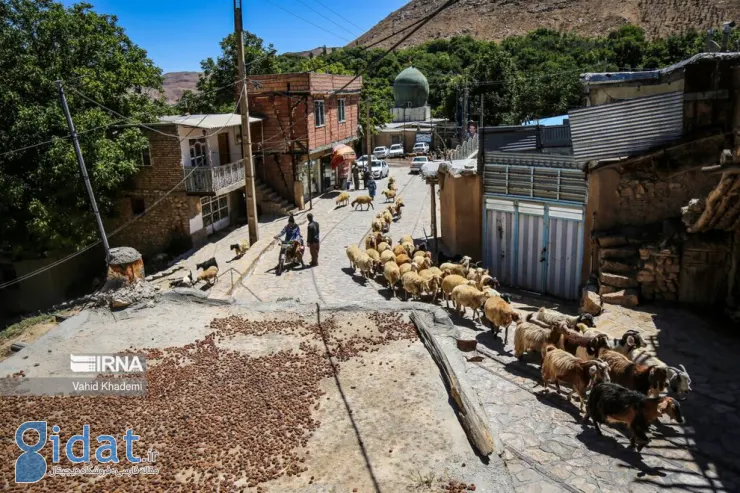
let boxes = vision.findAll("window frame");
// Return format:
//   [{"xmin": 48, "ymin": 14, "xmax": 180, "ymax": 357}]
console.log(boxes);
[
  {"xmin": 314, "ymin": 100, "xmax": 325, "ymax": 128},
  {"xmin": 140, "ymin": 143, "xmax": 153, "ymax": 167},
  {"xmin": 337, "ymin": 98, "xmax": 346, "ymax": 123}
]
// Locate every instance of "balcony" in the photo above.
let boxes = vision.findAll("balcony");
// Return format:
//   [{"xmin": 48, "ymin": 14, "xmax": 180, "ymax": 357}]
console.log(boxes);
[{"xmin": 184, "ymin": 160, "xmax": 245, "ymax": 196}]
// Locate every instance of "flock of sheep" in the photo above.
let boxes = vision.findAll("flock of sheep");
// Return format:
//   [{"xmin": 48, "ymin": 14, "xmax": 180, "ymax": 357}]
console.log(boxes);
[{"xmin": 341, "ymin": 183, "xmax": 694, "ymax": 453}]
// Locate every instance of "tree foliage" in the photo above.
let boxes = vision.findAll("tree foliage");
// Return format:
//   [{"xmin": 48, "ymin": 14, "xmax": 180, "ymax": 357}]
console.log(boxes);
[{"xmin": 0, "ymin": 0, "xmax": 163, "ymax": 255}]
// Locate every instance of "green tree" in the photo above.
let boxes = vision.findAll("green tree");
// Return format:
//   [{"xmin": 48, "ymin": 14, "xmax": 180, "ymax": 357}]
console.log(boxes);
[{"xmin": 0, "ymin": 0, "xmax": 164, "ymax": 255}]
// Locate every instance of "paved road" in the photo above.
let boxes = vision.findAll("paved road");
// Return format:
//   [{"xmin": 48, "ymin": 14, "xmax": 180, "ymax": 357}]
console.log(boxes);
[{"xmin": 230, "ymin": 162, "xmax": 740, "ymax": 493}]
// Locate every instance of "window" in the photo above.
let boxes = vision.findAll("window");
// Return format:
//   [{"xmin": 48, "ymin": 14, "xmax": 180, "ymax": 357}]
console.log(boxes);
[
  {"xmin": 201, "ymin": 195, "xmax": 229, "ymax": 228},
  {"xmin": 338, "ymin": 99, "xmax": 346, "ymax": 123},
  {"xmin": 314, "ymin": 100, "xmax": 325, "ymax": 127},
  {"xmin": 189, "ymin": 138, "xmax": 208, "ymax": 167},
  {"xmin": 0, "ymin": 264, "xmax": 19, "ymax": 291},
  {"xmin": 131, "ymin": 198, "xmax": 146, "ymax": 215},
  {"xmin": 140, "ymin": 144, "xmax": 152, "ymax": 167}
]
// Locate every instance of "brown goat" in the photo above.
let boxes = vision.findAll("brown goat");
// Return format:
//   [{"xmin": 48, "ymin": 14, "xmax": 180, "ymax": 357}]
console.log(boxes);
[
  {"xmin": 560, "ymin": 331, "xmax": 611, "ymax": 358},
  {"xmin": 599, "ymin": 349, "xmax": 668, "ymax": 397},
  {"xmin": 541, "ymin": 345, "xmax": 611, "ymax": 411},
  {"xmin": 514, "ymin": 321, "xmax": 569, "ymax": 362}
]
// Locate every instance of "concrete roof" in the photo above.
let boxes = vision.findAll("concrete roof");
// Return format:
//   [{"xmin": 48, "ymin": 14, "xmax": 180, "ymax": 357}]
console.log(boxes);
[
  {"xmin": 160, "ymin": 114, "xmax": 261, "ymax": 129},
  {"xmin": 580, "ymin": 52, "xmax": 740, "ymax": 85}
]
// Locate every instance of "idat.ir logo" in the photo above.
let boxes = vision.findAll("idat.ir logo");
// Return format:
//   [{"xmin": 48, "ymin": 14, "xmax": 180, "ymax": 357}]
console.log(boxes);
[{"xmin": 15, "ymin": 421, "xmax": 150, "ymax": 483}]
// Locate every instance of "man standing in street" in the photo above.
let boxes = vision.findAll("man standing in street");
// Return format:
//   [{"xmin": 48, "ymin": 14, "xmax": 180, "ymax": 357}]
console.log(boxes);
[{"xmin": 307, "ymin": 213, "xmax": 320, "ymax": 267}]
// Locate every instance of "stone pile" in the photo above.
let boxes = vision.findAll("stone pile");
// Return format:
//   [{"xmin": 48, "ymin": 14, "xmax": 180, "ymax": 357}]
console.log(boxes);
[{"xmin": 637, "ymin": 245, "xmax": 681, "ymax": 302}]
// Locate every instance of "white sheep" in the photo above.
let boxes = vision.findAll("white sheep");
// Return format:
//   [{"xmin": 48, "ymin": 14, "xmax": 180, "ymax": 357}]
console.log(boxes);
[
  {"xmin": 418, "ymin": 269, "xmax": 442, "ymax": 302},
  {"xmin": 440, "ymin": 256, "xmax": 473, "ymax": 277},
  {"xmin": 346, "ymin": 245, "xmax": 361, "ymax": 271},
  {"xmin": 380, "ymin": 250, "xmax": 396, "ymax": 265},
  {"xmin": 354, "ymin": 253, "xmax": 376, "ymax": 280},
  {"xmin": 441, "ymin": 274, "xmax": 474, "ymax": 309},
  {"xmin": 376, "ymin": 241, "xmax": 390, "ymax": 254},
  {"xmin": 384, "ymin": 261, "xmax": 402, "ymax": 299},
  {"xmin": 401, "ymin": 271, "xmax": 430, "ymax": 301}
]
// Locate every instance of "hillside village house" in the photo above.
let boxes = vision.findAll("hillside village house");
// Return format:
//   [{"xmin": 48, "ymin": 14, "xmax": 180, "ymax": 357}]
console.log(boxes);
[
  {"xmin": 247, "ymin": 73, "xmax": 362, "ymax": 208},
  {"xmin": 108, "ymin": 113, "xmax": 262, "ymax": 257}
]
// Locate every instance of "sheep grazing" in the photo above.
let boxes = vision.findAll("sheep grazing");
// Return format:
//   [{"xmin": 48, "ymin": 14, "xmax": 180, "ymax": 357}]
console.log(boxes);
[
  {"xmin": 376, "ymin": 241, "xmax": 390, "ymax": 254},
  {"xmin": 441, "ymin": 274, "xmax": 472, "ymax": 309},
  {"xmin": 528, "ymin": 307, "xmax": 595, "ymax": 330},
  {"xmin": 401, "ymin": 271, "xmax": 430, "ymax": 301},
  {"xmin": 335, "ymin": 191, "xmax": 350, "ymax": 206},
  {"xmin": 191, "ymin": 266, "xmax": 219, "ymax": 287},
  {"xmin": 346, "ymin": 245, "xmax": 361, "ymax": 271},
  {"xmin": 380, "ymin": 250, "xmax": 396, "ymax": 265},
  {"xmin": 483, "ymin": 296, "xmax": 520, "ymax": 336},
  {"xmin": 514, "ymin": 321, "xmax": 568, "ymax": 362},
  {"xmin": 196, "ymin": 257, "xmax": 218, "ymax": 272},
  {"xmin": 598, "ymin": 349, "xmax": 669, "ymax": 397},
  {"xmin": 395, "ymin": 253, "xmax": 411, "ymax": 266},
  {"xmin": 383, "ymin": 261, "xmax": 402, "ymax": 298},
  {"xmin": 451, "ymin": 285, "xmax": 489, "ymax": 322},
  {"xmin": 584, "ymin": 382, "xmax": 684, "ymax": 452},
  {"xmin": 351, "ymin": 196, "xmax": 374, "ymax": 210},
  {"xmin": 229, "ymin": 240, "xmax": 250, "ymax": 257},
  {"xmin": 541, "ymin": 345, "xmax": 611, "ymax": 411},
  {"xmin": 381, "ymin": 189, "xmax": 397, "ymax": 202}
]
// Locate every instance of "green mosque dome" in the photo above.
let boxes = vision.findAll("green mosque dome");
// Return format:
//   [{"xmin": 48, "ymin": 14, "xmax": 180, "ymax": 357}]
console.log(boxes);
[{"xmin": 393, "ymin": 66, "xmax": 429, "ymax": 108}]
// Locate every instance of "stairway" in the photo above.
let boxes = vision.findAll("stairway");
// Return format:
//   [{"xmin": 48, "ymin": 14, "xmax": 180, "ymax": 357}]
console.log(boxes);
[
  {"xmin": 255, "ymin": 179, "xmax": 296, "ymax": 216},
  {"xmin": 597, "ymin": 243, "xmax": 640, "ymax": 307}
]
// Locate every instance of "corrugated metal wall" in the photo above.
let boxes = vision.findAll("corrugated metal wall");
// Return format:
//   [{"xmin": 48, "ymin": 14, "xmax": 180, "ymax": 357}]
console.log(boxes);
[
  {"xmin": 484, "ymin": 163, "xmax": 587, "ymax": 204},
  {"xmin": 569, "ymin": 91, "xmax": 684, "ymax": 163},
  {"xmin": 483, "ymin": 127, "xmax": 538, "ymax": 153},
  {"xmin": 484, "ymin": 198, "xmax": 584, "ymax": 299}
]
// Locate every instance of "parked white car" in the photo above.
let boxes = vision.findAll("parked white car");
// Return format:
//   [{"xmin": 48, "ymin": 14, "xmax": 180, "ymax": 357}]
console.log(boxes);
[
  {"xmin": 413, "ymin": 142, "xmax": 429, "ymax": 155},
  {"xmin": 388, "ymin": 144, "xmax": 404, "ymax": 158},
  {"xmin": 371, "ymin": 160, "xmax": 389, "ymax": 179},
  {"xmin": 410, "ymin": 156, "xmax": 429, "ymax": 174},
  {"xmin": 373, "ymin": 146, "xmax": 389, "ymax": 159},
  {"xmin": 356, "ymin": 154, "xmax": 380, "ymax": 171}
]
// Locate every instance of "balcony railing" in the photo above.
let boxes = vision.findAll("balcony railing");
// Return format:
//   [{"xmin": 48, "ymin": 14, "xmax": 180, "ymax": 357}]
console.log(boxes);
[{"xmin": 184, "ymin": 160, "xmax": 245, "ymax": 195}]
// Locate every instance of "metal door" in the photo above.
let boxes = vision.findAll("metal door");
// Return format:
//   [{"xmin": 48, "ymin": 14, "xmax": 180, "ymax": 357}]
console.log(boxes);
[
  {"xmin": 546, "ymin": 206, "xmax": 584, "ymax": 299},
  {"xmin": 484, "ymin": 198, "xmax": 515, "ymax": 286},
  {"xmin": 516, "ymin": 202, "xmax": 546, "ymax": 293}
]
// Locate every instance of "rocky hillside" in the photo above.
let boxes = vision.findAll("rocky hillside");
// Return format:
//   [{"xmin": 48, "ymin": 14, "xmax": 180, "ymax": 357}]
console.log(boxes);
[
  {"xmin": 353, "ymin": 0, "xmax": 740, "ymax": 49},
  {"xmin": 149, "ymin": 72, "xmax": 200, "ymax": 104}
]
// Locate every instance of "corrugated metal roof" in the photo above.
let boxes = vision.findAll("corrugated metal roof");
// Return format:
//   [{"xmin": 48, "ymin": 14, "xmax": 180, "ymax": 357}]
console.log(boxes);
[
  {"xmin": 483, "ymin": 165, "xmax": 587, "ymax": 203},
  {"xmin": 522, "ymin": 115, "xmax": 569, "ymax": 126},
  {"xmin": 483, "ymin": 127, "xmax": 538, "ymax": 152},
  {"xmin": 160, "ymin": 114, "xmax": 261, "ymax": 129},
  {"xmin": 569, "ymin": 91, "xmax": 683, "ymax": 164},
  {"xmin": 484, "ymin": 151, "xmax": 580, "ymax": 170},
  {"xmin": 581, "ymin": 52, "xmax": 740, "ymax": 85}
]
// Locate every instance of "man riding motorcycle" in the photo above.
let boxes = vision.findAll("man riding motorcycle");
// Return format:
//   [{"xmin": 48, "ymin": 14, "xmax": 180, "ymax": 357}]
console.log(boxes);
[{"xmin": 274, "ymin": 214, "xmax": 305, "ymax": 268}]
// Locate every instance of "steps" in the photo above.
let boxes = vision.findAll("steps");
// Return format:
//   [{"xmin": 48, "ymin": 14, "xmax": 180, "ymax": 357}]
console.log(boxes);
[{"xmin": 255, "ymin": 179, "xmax": 295, "ymax": 216}]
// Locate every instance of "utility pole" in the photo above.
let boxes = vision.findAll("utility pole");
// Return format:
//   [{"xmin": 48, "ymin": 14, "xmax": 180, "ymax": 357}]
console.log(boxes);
[
  {"xmin": 56, "ymin": 80, "xmax": 111, "ymax": 263},
  {"xmin": 234, "ymin": 0, "xmax": 259, "ymax": 244},
  {"xmin": 463, "ymin": 83, "xmax": 469, "ymax": 139},
  {"xmin": 480, "ymin": 93, "xmax": 485, "ymax": 129},
  {"xmin": 365, "ymin": 98, "xmax": 372, "ymax": 161}
]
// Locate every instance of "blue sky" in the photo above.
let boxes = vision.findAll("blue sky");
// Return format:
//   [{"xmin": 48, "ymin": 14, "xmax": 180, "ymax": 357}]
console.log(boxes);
[{"xmin": 63, "ymin": 0, "xmax": 407, "ymax": 73}]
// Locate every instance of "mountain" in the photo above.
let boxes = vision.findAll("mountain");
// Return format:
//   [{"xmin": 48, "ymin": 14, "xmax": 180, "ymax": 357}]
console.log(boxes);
[
  {"xmin": 353, "ymin": 0, "xmax": 740, "ymax": 49},
  {"xmin": 284, "ymin": 46, "xmax": 341, "ymax": 58},
  {"xmin": 150, "ymin": 72, "xmax": 200, "ymax": 104}
]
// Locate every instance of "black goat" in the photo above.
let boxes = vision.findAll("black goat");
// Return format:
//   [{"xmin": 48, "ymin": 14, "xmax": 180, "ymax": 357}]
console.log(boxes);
[{"xmin": 196, "ymin": 257, "xmax": 218, "ymax": 271}]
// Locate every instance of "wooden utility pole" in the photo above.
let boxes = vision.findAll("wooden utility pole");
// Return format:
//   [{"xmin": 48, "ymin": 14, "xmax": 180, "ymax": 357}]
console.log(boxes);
[
  {"xmin": 480, "ymin": 93, "xmax": 485, "ymax": 128},
  {"xmin": 234, "ymin": 0, "xmax": 259, "ymax": 243},
  {"xmin": 365, "ymin": 98, "xmax": 372, "ymax": 160},
  {"xmin": 57, "ymin": 80, "xmax": 111, "ymax": 263},
  {"xmin": 430, "ymin": 182, "xmax": 438, "ymax": 257}
]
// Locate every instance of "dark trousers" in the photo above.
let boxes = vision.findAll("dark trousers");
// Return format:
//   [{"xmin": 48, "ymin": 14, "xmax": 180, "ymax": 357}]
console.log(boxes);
[{"xmin": 309, "ymin": 242, "xmax": 320, "ymax": 266}]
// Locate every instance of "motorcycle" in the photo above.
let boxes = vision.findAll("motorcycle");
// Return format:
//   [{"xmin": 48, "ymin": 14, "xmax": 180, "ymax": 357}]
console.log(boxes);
[{"xmin": 277, "ymin": 240, "xmax": 305, "ymax": 275}]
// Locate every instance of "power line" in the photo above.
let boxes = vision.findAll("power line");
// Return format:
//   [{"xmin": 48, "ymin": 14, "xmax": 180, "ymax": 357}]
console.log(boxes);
[
  {"xmin": 0, "ymin": 120, "xmax": 126, "ymax": 159},
  {"xmin": 294, "ymin": 0, "xmax": 361, "ymax": 38},
  {"xmin": 311, "ymin": 0, "xmax": 365, "ymax": 33},
  {"xmin": 263, "ymin": 0, "xmax": 353, "ymax": 43}
]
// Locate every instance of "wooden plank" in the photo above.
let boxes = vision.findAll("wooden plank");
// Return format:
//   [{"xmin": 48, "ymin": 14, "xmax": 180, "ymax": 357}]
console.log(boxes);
[{"xmin": 410, "ymin": 311, "xmax": 495, "ymax": 457}]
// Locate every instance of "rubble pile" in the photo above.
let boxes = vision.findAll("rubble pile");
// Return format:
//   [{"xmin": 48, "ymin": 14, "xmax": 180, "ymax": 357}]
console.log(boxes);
[
  {"xmin": 95, "ymin": 278, "xmax": 159, "ymax": 309},
  {"xmin": 0, "ymin": 312, "xmax": 418, "ymax": 491}
]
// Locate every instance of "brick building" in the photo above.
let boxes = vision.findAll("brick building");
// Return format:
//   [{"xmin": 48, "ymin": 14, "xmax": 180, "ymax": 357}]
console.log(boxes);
[
  {"xmin": 109, "ymin": 114, "xmax": 262, "ymax": 258},
  {"xmin": 247, "ymin": 73, "xmax": 362, "ymax": 206}
]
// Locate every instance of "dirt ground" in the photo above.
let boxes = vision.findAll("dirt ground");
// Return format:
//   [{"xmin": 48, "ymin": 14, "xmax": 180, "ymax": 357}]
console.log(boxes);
[{"xmin": 0, "ymin": 298, "xmax": 507, "ymax": 492}]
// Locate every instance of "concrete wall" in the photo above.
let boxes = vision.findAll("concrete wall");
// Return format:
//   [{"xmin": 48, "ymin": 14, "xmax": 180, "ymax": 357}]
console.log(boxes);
[
  {"xmin": 391, "ymin": 106, "xmax": 430, "ymax": 123},
  {"xmin": 585, "ymin": 78, "xmax": 685, "ymax": 107},
  {"xmin": 440, "ymin": 174, "xmax": 482, "ymax": 260}
]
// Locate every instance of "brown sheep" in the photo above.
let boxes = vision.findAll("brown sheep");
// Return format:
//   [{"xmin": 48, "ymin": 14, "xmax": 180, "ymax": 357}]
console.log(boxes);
[
  {"xmin": 335, "ymin": 191, "xmax": 350, "ymax": 206},
  {"xmin": 451, "ymin": 285, "xmax": 489, "ymax": 322},
  {"xmin": 395, "ymin": 254, "xmax": 411, "ymax": 266},
  {"xmin": 441, "ymin": 274, "xmax": 473, "ymax": 309},
  {"xmin": 384, "ymin": 261, "xmax": 402, "ymax": 298},
  {"xmin": 376, "ymin": 241, "xmax": 390, "ymax": 254},
  {"xmin": 392, "ymin": 244, "xmax": 407, "ymax": 257},
  {"xmin": 190, "ymin": 266, "xmax": 219, "ymax": 286},
  {"xmin": 514, "ymin": 321, "xmax": 568, "ymax": 362},
  {"xmin": 381, "ymin": 189, "xmax": 396, "ymax": 202},
  {"xmin": 483, "ymin": 296, "xmax": 520, "ymax": 337},
  {"xmin": 598, "ymin": 349, "xmax": 669, "ymax": 397},
  {"xmin": 351, "ymin": 195, "xmax": 374, "ymax": 210},
  {"xmin": 541, "ymin": 345, "xmax": 611, "ymax": 412},
  {"xmin": 401, "ymin": 272, "xmax": 430, "ymax": 301},
  {"xmin": 399, "ymin": 234, "xmax": 414, "ymax": 245}
]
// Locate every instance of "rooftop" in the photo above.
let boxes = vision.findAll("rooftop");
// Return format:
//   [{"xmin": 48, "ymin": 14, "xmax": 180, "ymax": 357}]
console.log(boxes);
[
  {"xmin": 159, "ymin": 114, "xmax": 261, "ymax": 129},
  {"xmin": 522, "ymin": 115, "xmax": 569, "ymax": 126}
]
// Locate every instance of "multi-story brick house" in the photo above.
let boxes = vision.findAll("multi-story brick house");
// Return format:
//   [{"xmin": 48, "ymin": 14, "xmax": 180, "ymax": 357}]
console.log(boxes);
[
  {"xmin": 109, "ymin": 114, "xmax": 262, "ymax": 257},
  {"xmin": 248, "ymin": 73, "xmax": 362, "ymax": 207}
]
